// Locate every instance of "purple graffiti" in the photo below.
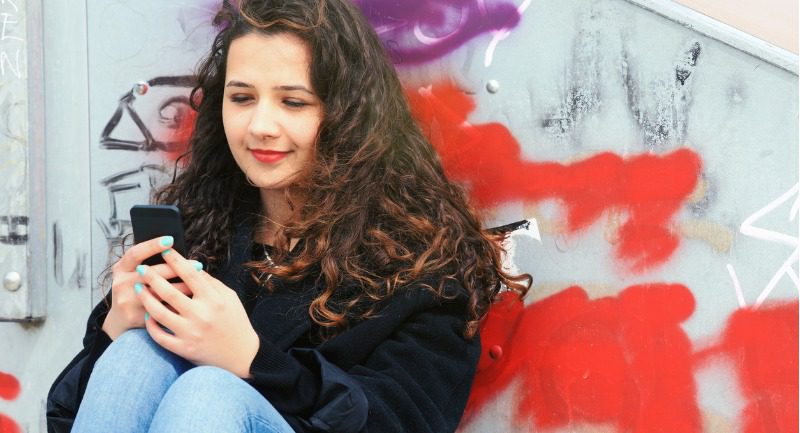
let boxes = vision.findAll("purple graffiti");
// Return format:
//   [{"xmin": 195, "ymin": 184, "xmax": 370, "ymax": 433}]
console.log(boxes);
[
  {"xmin": 198, "ymin": 1, "xmax": 521, "ymax": 64},
  {"xmin": 355, "ymin": 0, "xmax": 522, "ymax": 64}
]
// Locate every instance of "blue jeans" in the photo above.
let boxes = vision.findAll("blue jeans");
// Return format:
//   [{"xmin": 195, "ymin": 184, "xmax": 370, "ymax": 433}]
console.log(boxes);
[{"xmin": 72, "ymin": 328, "xmax": 295, "ymax": 433}]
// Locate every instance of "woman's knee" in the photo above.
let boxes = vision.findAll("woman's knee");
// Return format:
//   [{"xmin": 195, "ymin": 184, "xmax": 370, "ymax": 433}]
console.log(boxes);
[
  {"xmin": 153, "ymin": 367, "xmax": 290, "ymax": 432},
  {"xmin": 159, "ymin": 366, "xmax": 272, "ymax": 414},
  {"xmin": 166, "ymin": 366, "xmax": 248, "ymax": 404},
  {"xmin": 94, "ymin": 328, "xmax": 189, "ymax": 377}
]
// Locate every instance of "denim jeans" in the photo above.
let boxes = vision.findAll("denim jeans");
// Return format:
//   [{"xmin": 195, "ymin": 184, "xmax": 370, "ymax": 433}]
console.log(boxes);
[{"xmin": 72, "ymin": 328, "xmax": 295, "ymax": 433}]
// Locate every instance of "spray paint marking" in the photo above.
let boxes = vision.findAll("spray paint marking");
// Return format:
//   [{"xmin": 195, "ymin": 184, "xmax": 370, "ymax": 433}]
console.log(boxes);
[
  {"xmin": 355, "ymin": 0, "xmax": 522, "ymax": 65},
  {"xmin": 695, "ymin": 302, "xmax": 799, "ymax": 433},
  {"xmin": 728, "ymin": 183, "xmax": 800, "ymax": 308},
  {"xmin": 0, "ymin": 372, "xmax": 21, "ymax": 433},
  {"xmin": 100, "ymin": 75, "xmax": 196, "ymax": 158},
  {"xmin": 407, "ymin": 82, "xmax": 701, "ymax": 272},
  {"xmin": 463, "ymin": 284, "xmax": 700, "ymax": 432},
  {"xmin": 0, "ymin": 372, "xmax": 19, "ymax": 400},
  {"xmin": 727, "ymin": 263, "xmax": 747, "ymax": 308},
  {"xmin": 740, "ymin": 183, "xmax": 799, "ymax": 248},
  {"xmin": 483, "ymin": 0, "xmax": 531, "ymax": 67}
]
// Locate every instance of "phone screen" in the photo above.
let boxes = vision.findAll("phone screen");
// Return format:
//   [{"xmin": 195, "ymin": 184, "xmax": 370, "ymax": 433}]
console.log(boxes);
[{"xmin": 130, "ymin": 205, "xmax": 187, "ymax": 266}]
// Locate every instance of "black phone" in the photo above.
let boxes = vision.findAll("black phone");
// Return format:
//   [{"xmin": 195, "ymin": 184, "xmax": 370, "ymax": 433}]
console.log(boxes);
[{"xmin": 130, "ymin": 205, "xmax": 187, "ymax": 266}]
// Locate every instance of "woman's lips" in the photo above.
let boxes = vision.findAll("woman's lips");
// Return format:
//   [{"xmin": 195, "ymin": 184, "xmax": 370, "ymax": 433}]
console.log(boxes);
[{"xmin": 250, "ymin": 149, "xmax": 290, "ymax": 163}]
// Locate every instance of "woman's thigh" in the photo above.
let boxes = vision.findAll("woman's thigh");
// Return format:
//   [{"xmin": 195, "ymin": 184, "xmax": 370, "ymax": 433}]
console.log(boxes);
[
  {"xmin": 149, "ymin": 365, "xmax": 295, "ymax": 433},
  {"xmin": 72, "ymin": 328, "xmax": 193, "ymax": 432}
]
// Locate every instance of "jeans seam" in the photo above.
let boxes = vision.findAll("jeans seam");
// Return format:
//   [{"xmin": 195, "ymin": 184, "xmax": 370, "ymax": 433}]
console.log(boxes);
[{"xmin": 247, "ymin": 410, "xmax": 290, "ymax": 433}]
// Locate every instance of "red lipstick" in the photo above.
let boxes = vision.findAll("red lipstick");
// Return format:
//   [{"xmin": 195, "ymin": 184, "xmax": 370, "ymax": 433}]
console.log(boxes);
[{"xmin": 250, "ymin": 149, "xmax": 290, "ymax": 163}]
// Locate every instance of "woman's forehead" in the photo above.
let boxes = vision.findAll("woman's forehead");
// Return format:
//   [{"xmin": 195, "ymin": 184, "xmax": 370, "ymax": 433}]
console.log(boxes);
[{"xmin": 226, "ymin": 32, "xmax": 312, "ymax": 86}]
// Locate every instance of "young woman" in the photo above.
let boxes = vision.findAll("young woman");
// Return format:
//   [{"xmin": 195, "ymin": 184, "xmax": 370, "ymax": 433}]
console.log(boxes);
[{"xmin": 47, "ymin": 0, "xmax": 529, "ymax": 432}]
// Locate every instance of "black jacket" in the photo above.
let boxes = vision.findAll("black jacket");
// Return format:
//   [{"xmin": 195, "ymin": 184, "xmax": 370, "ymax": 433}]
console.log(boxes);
[{"xmin": 47, "ymin": 225, "xmax": 480, "ymax": 433}]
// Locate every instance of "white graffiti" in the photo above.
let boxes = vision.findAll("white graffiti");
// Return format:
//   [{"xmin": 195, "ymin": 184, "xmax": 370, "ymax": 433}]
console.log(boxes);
[
  {"xmin": 727, "ymin": 182, "xmax": 800, "ymax": 308},
  {"xmin": 725, "ymin": 263, "xmax": 746, "ymax": 308},
  {"xmin": 484, "ymin": 0, "xmax": 531, "ymax": 67}
]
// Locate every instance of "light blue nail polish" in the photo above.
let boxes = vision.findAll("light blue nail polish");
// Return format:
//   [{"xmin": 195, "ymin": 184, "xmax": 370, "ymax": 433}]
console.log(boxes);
[
  {"xmin": 161, "ymin": 249, "xmax": 172, "ymax": 257},
  {"xmin": 192, "ymin": 261, "xmax": 203, "ymax": 272},
  {"xmin": 134, "ymin": 282, "xmax": 143, "ymax": 294},
  {"xmin": 160, "ymin": 236, "xmax": 174, "ymax": 247},
  {"xmin": 144, "ymin": 312, "xmax": 150, "ymax": 321},
  {"xmin": 136, "ymin": 265, "xmax": 146, "ymax": 276}
]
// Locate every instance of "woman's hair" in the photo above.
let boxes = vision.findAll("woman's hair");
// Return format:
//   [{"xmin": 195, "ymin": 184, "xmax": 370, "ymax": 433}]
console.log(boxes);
[{"xmin": 155, "ymin": 0, "xmax": 530, "ymax": 338}]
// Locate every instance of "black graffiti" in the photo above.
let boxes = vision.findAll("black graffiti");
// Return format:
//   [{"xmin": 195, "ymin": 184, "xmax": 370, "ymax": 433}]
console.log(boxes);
[
  {"xmin": 675, "ymin": 42, "xmax": 701, "ymax": 86},
  {"xmin": 620, "ymin": 40, "xmax": 702, "ymax": 148},
  {"xmin": 53, "ymin": 222, "xmax": 88, "ymax": 288},
  {"xmin": 100, "ymin": 75, "xmax": 196, "ymax": 152},
  {"xmin": 0, "ymin": 215, "xmax": 27, "ymax": 245},
  {"xmin": 488, "ymin": 219, "xmax": 530, "ymax": 235},
  {"xmin": 97, "ymin": 164, "xmax": 170, "ymax": 249}
]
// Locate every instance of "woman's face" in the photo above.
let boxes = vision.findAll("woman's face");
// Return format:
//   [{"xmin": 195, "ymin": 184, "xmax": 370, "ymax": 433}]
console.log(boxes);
[{"xmin": 222, "ymin": 32, "xmax": 323, "ymax": 191}]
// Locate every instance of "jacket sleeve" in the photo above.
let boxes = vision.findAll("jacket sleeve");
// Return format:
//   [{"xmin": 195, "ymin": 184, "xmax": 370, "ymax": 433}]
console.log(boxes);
[
  {"xmin": 246, "ymin": 287, "xmax": 480, "ymax": 433},
  {"xmin": 46, "ymin": 295, "xmax": 114, "ymax": 433}
]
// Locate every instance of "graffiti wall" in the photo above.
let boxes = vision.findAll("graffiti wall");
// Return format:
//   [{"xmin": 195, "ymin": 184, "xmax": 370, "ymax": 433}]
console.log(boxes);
[{"xmin": 0, "ymin": 0, "xmax": 796, "ymax": 430}]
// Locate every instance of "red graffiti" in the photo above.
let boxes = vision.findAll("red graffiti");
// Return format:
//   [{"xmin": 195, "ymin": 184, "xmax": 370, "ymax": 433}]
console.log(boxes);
[
  {"xmin": 0, "ymin": 372, "xmax": 19, "ymax": 401},
  {"xmin": 463, "ymin": 284, "xmax": 700, "ymax": 432},
  {"xmin": 0, "ymin": 415, "xmax": 21, "ymax": 433},
  {"xmin": 0, "ymin": 372, "xmax": 21, "ymax": 433},
  {"xmin": 696, "ymin": 302, "xmax": 799, "ymax": 433},
  {"xmin": 406, "ymin": 82, "xmax": 702, "ymax": 272},
  {"xmin": 161, "ymin": 102, "xmax": 197, "ymax": 162}
]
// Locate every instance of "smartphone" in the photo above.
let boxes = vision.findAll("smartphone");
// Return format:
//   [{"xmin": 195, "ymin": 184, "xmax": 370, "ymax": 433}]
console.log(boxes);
[{"xmin": 130, "ymin": 205, "xmax": 187, "ymax": 266}]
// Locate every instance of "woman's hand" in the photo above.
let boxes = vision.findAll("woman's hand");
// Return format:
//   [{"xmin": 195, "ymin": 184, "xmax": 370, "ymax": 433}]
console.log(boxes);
[
  {"xmin": 135, "ymin": 248, "xmax": 260, "ymax": 378},
  {"xmin": 102, "ymin": 236, "xmax": 190, "ymax": 340}
]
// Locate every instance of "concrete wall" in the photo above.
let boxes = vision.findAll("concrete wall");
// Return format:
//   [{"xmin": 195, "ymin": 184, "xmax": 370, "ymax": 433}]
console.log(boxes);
[{"xmin": 0, "ymin": 0, "xmax": 797, "ymax": 431}]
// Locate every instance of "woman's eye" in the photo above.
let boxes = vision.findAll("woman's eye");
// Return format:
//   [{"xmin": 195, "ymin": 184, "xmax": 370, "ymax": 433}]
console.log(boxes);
[
  {"xmin": 229, "ymin": 95, "xmax": 253, "ymax": 104},
  {"xmin": 284, "ymin": 99, "xmax": 307, "ymax": 108}
]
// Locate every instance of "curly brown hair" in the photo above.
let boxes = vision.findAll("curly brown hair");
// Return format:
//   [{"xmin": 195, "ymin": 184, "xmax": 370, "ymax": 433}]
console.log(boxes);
[{"xmin": 155, "ymin": 0, "xmax": 530, "ymax": 338}]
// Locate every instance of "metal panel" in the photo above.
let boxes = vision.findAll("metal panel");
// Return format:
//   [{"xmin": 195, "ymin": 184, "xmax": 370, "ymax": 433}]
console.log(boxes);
[{"xmin": 0, "ymin": 0, "xmax": 46, "ymax": 321}]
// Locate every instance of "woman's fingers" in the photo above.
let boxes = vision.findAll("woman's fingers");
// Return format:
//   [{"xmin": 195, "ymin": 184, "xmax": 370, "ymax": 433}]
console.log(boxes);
[
  {"xmin": 144, "ymin": 311, "xmax": 182, "ymax": 354},
  {"xmin": 159, "ymin": 248, "xmax": 210, "ymax": 297},
  {"xmin": 113, "ymin": 236, "xmax": 175, "ymax": 273},
  {"xmin": 136, "ymin": 264, "xmax": 192, "ymax": 317}
]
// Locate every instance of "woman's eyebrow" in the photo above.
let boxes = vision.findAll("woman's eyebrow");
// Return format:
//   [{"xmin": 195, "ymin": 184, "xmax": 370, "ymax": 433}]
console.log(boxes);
[
  {"xmin": 224, "ymin": 81, "xmax": 315, "ymax": 95},
  {"xmin": 225, "ymin": 80, "xmax": 254, "ymax": 88},
  {"xmin": 274, "ymin": 85, "xmax": 315, "ymax": 95}
]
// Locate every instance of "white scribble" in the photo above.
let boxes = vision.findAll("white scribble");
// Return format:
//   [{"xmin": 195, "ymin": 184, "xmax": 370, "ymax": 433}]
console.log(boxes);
[
  {"xmin": 0, "ymin": 49, "xmax": 20, "ymax": 78},
  {"xmin": 0, "ymin": 0, "xmax": 18, "ymax": 14},
  {"xmin": 484, "ymin": 0, "xmax": 532, "ymax": 67},
  {"xmin": 413, "ymin": 6, "xmax": 469, "ymax": 45},
  {"xmin": 726, "ymin": 264, "xmax": 747, "ymax": 308},
  {"xmin": 740, "ymin": 182, "xmax": 799, "ymax": 247},
  {"xmin": 484, "ymin": 29, "xmax": 511, "ymax": 68},
  {"xmin": 729, "ymin": 182, "xmax": 800, "ymax": 308},
  {"xmin": 1, "ymin": 12, "xmax": 22, "ymax": 42},
  {"xmin": 754, "ymin": 248, "xmax": 800, "ymax": 307}
]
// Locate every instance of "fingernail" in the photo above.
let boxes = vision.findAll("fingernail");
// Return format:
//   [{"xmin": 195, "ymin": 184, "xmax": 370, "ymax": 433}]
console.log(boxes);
[
  {"xmin": 134, "ymin": 282, "xmax": 143, "ymax": 294},
  {"xmin": 160, "ymin": 236, "xmax": 174, "ymax": 247},
  {"xmin": 136, "ymin": 265, "xmax": 147, "ymax": 276},
  {"xmin": 144, "ymin": 312, "xmax": 150, "ymax": 321},
  {"xmin": 161, "ymin": 249, "xmax": 172, "ymax": 257},
  {"xmin": 192, "ymin": 261, "xmax": 203, "ymax": 272}
]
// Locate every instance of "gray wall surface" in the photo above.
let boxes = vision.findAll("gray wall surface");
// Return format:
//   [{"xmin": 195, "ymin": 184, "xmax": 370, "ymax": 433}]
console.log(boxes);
[{"xmin": 0, "ymin": 0, "xmax": 797, "ymax": 431}]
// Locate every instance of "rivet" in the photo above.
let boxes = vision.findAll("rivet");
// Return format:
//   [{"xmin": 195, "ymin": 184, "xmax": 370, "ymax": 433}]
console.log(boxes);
[
  {"xmin": 3, "ymin": 272, "xmax": 22, "ymax": 292},
  {"xmin": 489, "ymin": 345, "xmax": 503, "ymax": 360},
  {"xmin": 486, "ymin": 80, "xmax": 500, "ymax": 94},
  {"xmin": 133, "ymin": 81, "xmax": 149, "ymax": 96}
]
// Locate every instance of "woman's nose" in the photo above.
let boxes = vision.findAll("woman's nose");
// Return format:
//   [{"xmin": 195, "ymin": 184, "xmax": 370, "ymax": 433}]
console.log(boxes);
[{"xmin": 248, "ymin": 102, "xmax": 280, "ymax": 139}]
